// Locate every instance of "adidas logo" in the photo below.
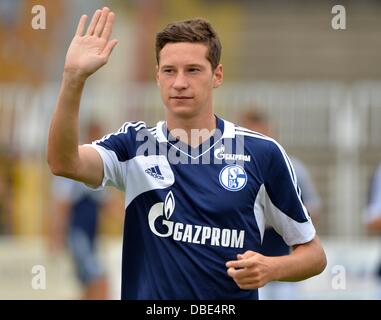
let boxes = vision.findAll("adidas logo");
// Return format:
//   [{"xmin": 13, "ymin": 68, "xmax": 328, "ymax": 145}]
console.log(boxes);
[{"xmin": 145, "ymin": 165, "xmax": 164, "ymax": 180}]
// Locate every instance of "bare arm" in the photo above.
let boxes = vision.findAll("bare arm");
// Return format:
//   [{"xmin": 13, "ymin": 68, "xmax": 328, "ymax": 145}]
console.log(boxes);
[
  {"xmin": 47, "ymin": 7, "xmax": 118, "ymax": 187},
  {"xmin": 226, "ymin": 235, "xmax": 326, "ymax": 290}
]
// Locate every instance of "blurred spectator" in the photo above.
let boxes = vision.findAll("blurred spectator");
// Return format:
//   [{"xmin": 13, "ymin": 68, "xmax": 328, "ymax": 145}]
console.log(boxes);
[
  {"xmin": 0, "ymin": 150, "xmax": 14, "ymax": 234},
  {"xmin": 364, "ymin": 163, "xmax": 381, "ymax": 298},
  {"xmin": 239, "ymin": 109, "xmax": 322, "ymax": 300},
  {"xmin": 49, "ymin": 121, "xmax": 111, "ymax": 300}
]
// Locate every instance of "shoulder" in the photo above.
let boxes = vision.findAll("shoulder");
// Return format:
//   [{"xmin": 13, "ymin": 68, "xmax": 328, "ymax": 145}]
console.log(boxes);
[
  {"xmin": 233, "ymin": 124, "xmax": 285, "ymax": 157},
  {"xmin": 234, "ymin": 125, "xmax": 274, "ymax": 145},
  {"xmin": 95, "ymin": 121, "xmax": 148, "ymax": 142},
  {"xmin": 91, "ymin": 121, "xmax": 156, "ymax": 162},
  {"xmin": 228, "ymin": 122, "xmax": 295, "ymax": 181},
  {"xmin": 94, "ymin": 120, "xmax": 157, "ymax": 147}
]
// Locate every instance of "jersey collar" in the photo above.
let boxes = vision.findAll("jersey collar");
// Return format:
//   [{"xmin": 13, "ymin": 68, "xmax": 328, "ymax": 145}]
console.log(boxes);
[{"xmin": 156, "ymin": 116, "xmax": 235, "ymax": 143}]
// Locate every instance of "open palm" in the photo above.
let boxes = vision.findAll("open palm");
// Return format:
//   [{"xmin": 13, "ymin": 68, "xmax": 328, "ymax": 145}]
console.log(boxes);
[{"xmin": 65, "ymin": 7, "xmax": 118, "ymax": 77}]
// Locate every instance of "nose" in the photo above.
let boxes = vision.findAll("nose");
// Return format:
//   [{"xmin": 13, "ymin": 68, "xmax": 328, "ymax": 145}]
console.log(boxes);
[{"xmin": 172, "ymin": 72, "xmax": 189, "ymax": 90}]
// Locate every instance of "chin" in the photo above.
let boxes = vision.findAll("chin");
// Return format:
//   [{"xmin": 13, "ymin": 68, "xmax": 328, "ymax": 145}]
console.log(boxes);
[{"xmin": 167, "ymin": 104, "xmax": 199, "ymax": 118}]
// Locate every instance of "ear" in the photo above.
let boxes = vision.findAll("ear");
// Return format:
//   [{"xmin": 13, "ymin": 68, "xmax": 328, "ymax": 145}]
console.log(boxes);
[
  {"xmin": 156, "ymin": 65, "xmax": 160, "ymax": 87},
  {"xmin": 213, "ymin": 64, "xmax": 223, "ymax": 88}
]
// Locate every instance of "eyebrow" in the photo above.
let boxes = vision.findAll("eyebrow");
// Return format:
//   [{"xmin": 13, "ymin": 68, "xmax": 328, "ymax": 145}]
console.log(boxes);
[
  {"xmin": 160, "ymin": 64, "xmax": 205, "ymax": 69},
  {"xmin": 160, "ymin": 65, "xmax": 174, "ymax": 69},
  {"xmin": 187, "ymin": 64, "xmax": 204, "ymax": 69}
]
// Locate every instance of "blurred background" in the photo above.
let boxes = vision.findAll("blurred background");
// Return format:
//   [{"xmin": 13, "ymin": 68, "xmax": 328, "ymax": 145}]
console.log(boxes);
[{"xmin": 0, "ymin": 0, "xmax": 381, "ymax": 299}]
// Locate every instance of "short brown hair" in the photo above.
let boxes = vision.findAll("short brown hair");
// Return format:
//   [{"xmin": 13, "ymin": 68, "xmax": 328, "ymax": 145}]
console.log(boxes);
[{"xmin": 155, "ymin": 18, "xmax": 222, "ymax": 71}]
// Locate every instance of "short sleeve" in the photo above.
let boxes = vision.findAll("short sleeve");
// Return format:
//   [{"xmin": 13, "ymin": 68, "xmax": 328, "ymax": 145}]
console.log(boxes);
[
  {"xmin": 85, "ymin": 143, "xmax": 127, "ymax": 191},
  {"xmin": 83, "ymin": 122, "xmax": 145, "ymax": 191},
  {"xmin": 262, "ymin": 141, "xmax": 316, "ymax": 246}
]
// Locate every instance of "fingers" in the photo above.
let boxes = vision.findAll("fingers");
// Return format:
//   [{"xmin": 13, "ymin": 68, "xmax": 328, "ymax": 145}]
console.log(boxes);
[
  {"xmin": 227, "ymin": 266, "xmax": 257, "ymax": 280},
  {"xmin": 102, "ymin": 39, "xmax": 119, "ymax": 58},
  {"xmin": 226, "ymin": 258, "xmax": 253, "ymax": 269},
  {"xmin": 226, "ymin": 251, "xmax": 257, "ymax": 268},
  {"xmin": 227, "ymin": 267, "xmax": 246, "ymax": 278},
  {"xmin": 227, "ymin": 268, "xmax": 260, "ymax": 290},
  {"xmin": 227, "ymin": 267, "xmax": 263, "ymax": 290},
  {"xmin": 75, "ymin": 15, "xmax": 87, "ymax": 36},
  {"xmin": 101, "ymin": 11, "xmax": 115, "ymax": 40},
  {"xmin": 86, "ymin": 9, "xmax": 102, "ymax": 36},
  {"xmin": 94, "ymin": 7, "xmax": 110, "ymax": 37},
  {"xmin": 83, "ymin": 7, "xmax": 115, "ymax": 39},
  {"xmin": 240, "ymin": 250, "xmax": 257, "ymax": 259}
]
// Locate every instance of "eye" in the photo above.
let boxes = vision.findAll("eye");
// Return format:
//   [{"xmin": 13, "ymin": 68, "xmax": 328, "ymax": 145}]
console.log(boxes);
[
  {"xmin": 188, "ymin": 68, "xmax": 200, "ymax": 73},
  {"xmin": 163, "ymin": 69, "xmax": 174, "ymax": 74}
]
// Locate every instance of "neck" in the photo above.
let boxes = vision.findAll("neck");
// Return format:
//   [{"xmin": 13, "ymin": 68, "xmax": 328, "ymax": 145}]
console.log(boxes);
[{"xmin": 166, "ymin": 112, "xmax": 216, "ymax": 148}]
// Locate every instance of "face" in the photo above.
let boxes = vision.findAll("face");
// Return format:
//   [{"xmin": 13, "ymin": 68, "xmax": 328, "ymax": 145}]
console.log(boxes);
[{"xmin": 156, "ymin": 42, "xmax": 223, "ymax": 120}]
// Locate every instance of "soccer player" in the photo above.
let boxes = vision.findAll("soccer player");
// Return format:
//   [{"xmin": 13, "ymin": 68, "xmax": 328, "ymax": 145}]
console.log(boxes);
[
  {"xmin": 49, "ymin": 122, "xmax": 110, "ymax": 300},
  {"xmin": 239, "ymin": 110, "xmax": 322, "ymax": 299},
  {"xmin": 47, "ymin": 7, "xmax": 326, "ymax": 299}
]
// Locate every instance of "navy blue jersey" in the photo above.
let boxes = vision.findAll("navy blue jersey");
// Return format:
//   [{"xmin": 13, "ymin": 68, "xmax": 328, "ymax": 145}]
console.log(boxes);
[
  {"xmin": 260, "ymin": 228, "xmax": 291, "ymax": 257},
  {"xmin": 88, "ymin": 116, "xmax": 315, "ymax": 300},
  {"xmin": 260, "ymin": 157, "xmax": 321, "ymax": 257}
]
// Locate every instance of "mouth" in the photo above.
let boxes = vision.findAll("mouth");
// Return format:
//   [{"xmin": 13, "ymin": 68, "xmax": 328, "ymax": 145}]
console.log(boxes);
[{"xmin": 170, "ymin": 96, "xmax": 193, "ymax": 100}]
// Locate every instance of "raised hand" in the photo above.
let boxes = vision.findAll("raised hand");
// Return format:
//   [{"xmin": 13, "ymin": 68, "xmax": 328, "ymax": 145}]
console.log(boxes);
[{"xmin": 64, "ymin": 7, "xmax": 118, "ymax": 79}]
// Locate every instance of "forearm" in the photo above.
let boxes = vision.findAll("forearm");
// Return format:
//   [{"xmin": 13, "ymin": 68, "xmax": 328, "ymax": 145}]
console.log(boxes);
[
  {"xmin": 271, "ymin": 236, "xmax": 327, "ymax": 282},
  {"xmin": 47, "ymin": 73, "xmax": 86, "ymax": 176}
]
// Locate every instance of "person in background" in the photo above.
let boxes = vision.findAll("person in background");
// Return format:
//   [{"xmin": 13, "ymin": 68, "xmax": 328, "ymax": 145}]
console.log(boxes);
[
  {"xmin": 239, "ymin": 109, "xmax": 322, "ymax": 299},
  {"xmin": 0, "ymin": 150, "xmax": 14, "ymax": 235},
  {"xmin": 49, "ymin": 121, "xmax": 111, "ymax": 300}
]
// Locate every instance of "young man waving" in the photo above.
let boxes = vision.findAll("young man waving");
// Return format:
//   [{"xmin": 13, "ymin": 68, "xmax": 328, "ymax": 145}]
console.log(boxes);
[{"xmin": 48, "ymin": 7, "xmax": 326, "ymax": 299}]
